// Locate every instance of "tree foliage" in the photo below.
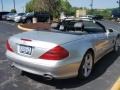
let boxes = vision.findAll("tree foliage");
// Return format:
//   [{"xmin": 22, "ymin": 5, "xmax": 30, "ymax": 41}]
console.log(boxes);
[
  {"xmin": 87, "ymin": 9, "xmax": 112, "ymax": 19},
  {"xmin": 26, "ymin": 1, "xmax": 34, "ymax": 12},
  {"xmin": 25, "ymin": 0, "xmax": 74, "ymax": 17},
  {"xmin": 11, "ymin": 9, "xmax": 17, "ymax": 13},
  {"xmin": 26, "ymin": 0, "xmax": 115, "ymax": 19},
  {"xmin": 26, "ymin": 0, "xmax": 57, "ymax": 12}
]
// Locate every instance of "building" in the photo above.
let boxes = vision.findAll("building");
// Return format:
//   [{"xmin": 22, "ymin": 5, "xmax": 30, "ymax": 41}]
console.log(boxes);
[{"xmin": 76, "ymin": 9, "xmax": 87, "ymax": 17}]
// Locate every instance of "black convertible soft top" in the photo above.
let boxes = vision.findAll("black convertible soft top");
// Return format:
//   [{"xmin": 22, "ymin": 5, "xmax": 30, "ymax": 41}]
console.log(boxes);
[{"xmin": 51, "ymin": 19, "xmax": 106, "ymax": 34}]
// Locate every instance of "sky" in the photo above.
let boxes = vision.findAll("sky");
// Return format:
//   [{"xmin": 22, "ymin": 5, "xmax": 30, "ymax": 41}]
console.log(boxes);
[
  {"xmin": 0, "ymin": 0, "xmax": 30, "ymax": 12},
  {"xmin": 0, "ymin": 0, "xmax": 119, "ymax": 12},
  {"xmin": 69, "ymin": 0, "xmax": 118, "ymax": 9}
]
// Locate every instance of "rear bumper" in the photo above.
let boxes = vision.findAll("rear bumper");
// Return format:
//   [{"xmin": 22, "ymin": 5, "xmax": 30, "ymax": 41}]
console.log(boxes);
[{"xmin": 6, "ymin": 51, "xmax": 80, "ymax": 79}]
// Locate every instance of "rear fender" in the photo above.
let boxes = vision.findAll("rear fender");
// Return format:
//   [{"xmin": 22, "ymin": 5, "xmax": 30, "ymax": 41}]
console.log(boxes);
[{"xmin": 61, "ymin": 40, "xmax": 94, "ymax": 64}]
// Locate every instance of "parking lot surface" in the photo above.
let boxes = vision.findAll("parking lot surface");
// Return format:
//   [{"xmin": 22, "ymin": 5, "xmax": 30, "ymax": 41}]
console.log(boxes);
[{"xmin": 0, "ymin": 21, "xmax": 120, "ymax": 90}]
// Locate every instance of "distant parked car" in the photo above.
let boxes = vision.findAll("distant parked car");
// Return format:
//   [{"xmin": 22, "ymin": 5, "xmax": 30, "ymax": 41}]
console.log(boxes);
[
  {"xmin": 92, "ymin": 15, "xmax": 103, "ymax": 20},
  {"xmin": 112, "ymin": 8, "xmax": 120, "ymax": 21},
  {"xmin": 20, "ymin": 13, "xmax": 33, "ymax": 23},
  {"xmin": 80, "ymin": 15, "xmax": 94, "ymax": 20},
  {"xmin": 6, "ymin": 13, "xmax": 16, "ymax": 21},
  {"xmin": 0, "ymin": 11, "xmax": 10, "ymax": 20},
  {"xmin": 21, "ymin": 12, "xmax": 51, "ymax": 24},
  {"xmin": 2, "ymin": 14, "xmax": 8, "ymax": 20},
  {"xmin": 13, "ymin": 13, "xmax": 25, "ymax": 23},
  {"xmin": 2, "ymin": 12, "xmax": 11, "ymax": 20}
]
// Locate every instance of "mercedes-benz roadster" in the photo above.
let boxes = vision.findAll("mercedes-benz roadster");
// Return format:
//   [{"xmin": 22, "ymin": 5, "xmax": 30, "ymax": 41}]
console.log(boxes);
[{"xmin": 6, "ymin": 19, "xmax": 120, "ymax": 80}]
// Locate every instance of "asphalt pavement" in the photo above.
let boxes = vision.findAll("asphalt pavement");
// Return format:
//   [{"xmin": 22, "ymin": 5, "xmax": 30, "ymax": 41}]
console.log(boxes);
[{"xmin": 0, "ymin": 21, "xmax": 120, "ymax": 90}]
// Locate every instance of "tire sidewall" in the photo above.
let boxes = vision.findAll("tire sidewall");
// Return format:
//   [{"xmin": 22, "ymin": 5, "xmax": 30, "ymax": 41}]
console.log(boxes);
[
  {"xmin": 78, "ymin": 51, "xmax": 94, "ymax": 80},
  {"xmin": 26, "ymin": 19, "xmax": 32, "ymax": 24},
  {"xmin": 114, "ymin": 38, "xmax": 119, "ymax": 53}
]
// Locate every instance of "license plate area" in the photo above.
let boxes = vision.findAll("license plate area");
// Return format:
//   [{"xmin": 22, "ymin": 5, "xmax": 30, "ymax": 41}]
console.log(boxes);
[{"xmin": 17, "ymin": 45, "xmax": 32, "ymax": 55}]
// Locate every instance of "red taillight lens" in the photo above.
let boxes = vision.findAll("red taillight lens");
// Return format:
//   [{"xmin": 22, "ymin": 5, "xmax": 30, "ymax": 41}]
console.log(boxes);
[
  {"xmin": 40, "ymin": 46, "xmax": 69, "ymax": 60},
  {"xmin": 6, "ymin": 40, "xmax": 13, "ymax": 52}
]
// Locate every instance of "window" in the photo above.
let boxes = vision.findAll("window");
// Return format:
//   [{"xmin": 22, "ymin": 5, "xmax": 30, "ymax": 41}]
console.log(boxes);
[{"xmin": 83, "ymin": 21, "xmax": 106, "ymax": 33}]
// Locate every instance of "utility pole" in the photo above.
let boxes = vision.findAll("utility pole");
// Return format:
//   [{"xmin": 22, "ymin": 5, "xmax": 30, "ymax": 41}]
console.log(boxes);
[
  {"xmin": 13, "ymin": 0, "xmax": 16, "ymax": 10},
  {"xmin": 90, "ymin": 0, "xmax": 93, "ymax": 10},
  {"xmin": 90, "ymin": 0, "xmax": 93, "ymax": 14},
  {"xmin": 117, "ymin": 0, "xmax": 120, "ymax": 11},
  {"xmin": 1, "ymin": 0, "xmax": 3, "ymax": 11},
  {"xmin": 22, "ymin": 6, "xmax": 25, "ymax": 13}
]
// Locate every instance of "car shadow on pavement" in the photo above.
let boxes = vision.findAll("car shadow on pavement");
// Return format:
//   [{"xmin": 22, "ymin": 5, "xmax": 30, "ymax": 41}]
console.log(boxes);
[{"xmin": 23, "ymin": 49, "xmax": 120, "ymax": 89}]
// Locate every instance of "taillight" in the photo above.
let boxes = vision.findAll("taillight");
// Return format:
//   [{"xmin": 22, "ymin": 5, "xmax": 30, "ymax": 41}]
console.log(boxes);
[
  {"xmin": 6, "ymin": 40, "xmax": 13, "ymax": 52},
  {"xmin": 40, "ymin": 46, "xmax": 69, "ymax": 60}
]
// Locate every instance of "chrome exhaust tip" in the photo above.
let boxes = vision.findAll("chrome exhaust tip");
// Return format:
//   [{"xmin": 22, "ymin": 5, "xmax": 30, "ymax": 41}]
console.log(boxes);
[
  {"xmin": 10, "ymin": 63, "xmax": 14, "ymax": 67},
  {"xmin": 44, "ymin": 74, "xmax": 53, "ymax": 80}
]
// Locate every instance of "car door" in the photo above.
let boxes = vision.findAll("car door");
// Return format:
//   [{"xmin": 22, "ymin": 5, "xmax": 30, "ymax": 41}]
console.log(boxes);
[
  {"xmin": 84, "ymin": 21, "xmax": 109, "ymax": 59},
  {"xmin": 93, "ymin": 23, "xmax": 111, "ymax": 59},
  {"xmin": 94, "ymin": 32, "xmax": 109, "ymax": 58},
  {"xmin": 105, "ymin": 29, "xmax": 115, "ymax": 50}
]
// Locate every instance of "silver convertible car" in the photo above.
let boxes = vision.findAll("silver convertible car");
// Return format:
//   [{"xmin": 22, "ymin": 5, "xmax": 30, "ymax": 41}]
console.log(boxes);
[{"xmin": 6, "ymin": 19, "xmax": 120, "ymax": 80}]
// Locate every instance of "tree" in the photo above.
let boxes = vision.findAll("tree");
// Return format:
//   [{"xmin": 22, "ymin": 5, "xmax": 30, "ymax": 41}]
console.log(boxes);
[
  {"xmin": 87, "ymin": 9, "xmax": 112, "ymax": 19},
  {"xmin": 11, "ymin": 9, "xmax": 17, "ymax": 13},
  {"xmin": 26, "ymin": 0, "xmax": 34, "ymax": 12},
  {"xmin": 26, "ymin": 0, "xmax": 57, "ymax": 12},
  {"xmin": 25, "ymin": 0, "xmax": 73, "ymax": 17}
]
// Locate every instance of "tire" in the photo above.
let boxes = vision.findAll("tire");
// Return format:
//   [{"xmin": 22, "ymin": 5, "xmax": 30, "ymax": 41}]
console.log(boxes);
[
  {"xmin": 114, "ymin": 38, "xmax": 119, "ymax": 52},
  {"xmin": 26, "ymin": 19, "xmax": 32, "ymax": 24},
  {"xmin": 78, "ymin": 51, "xmax": 94, "ymax": 80}
]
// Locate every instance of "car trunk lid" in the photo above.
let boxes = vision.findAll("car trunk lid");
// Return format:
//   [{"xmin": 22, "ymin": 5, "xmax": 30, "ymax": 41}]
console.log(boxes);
[
  {"xmin": 13, "ymin": 31, "xmax": 83, "ymax": 44},
  {"xmin": 8, "ymin": 31, "xmax": 85, "ymax": 59}
]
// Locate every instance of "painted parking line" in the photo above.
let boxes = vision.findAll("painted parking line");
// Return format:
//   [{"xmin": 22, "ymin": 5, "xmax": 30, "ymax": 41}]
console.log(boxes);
[
  {"xmin": 111, "ymin": 77, "xmax": 120, "ymax": 90},
  {"xmin": 0, "ymin": 21, "xmax": 16, "ymax": 26},
  {"xmin": 0, "ymin": 60, "xmax": 8, "ymax": 63}
]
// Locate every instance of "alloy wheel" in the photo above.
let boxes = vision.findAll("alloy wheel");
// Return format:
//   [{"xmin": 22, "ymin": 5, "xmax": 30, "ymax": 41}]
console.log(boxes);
[{"xmin": 82, "ymin": 53, "xmax": 93, "ymax": 77}]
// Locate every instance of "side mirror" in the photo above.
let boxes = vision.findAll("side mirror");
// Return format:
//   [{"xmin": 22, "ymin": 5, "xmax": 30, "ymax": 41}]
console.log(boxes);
[{"xmin": 108, "ymin": 28, "xmax": 113, "ymax": 33}]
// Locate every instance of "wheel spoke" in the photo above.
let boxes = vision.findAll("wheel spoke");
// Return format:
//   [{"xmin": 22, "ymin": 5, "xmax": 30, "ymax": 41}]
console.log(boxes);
[
  {"xmin": 87, "ymin": 64, "xmax": 92, "ymax": 69},
  {"xmin": 115, "ymin": 39, "xmax": 119, "ymax": 51},
  {"xmin": 84, "ymin": 66, "xmax": 88, "ymax": 77},
  {"xmin": 83, "ymin": 53, "xmax": 93, "ymax": 77}
]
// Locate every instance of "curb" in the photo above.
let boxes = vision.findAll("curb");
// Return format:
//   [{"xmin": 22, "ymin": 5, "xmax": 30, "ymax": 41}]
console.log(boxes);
[
  {"xmin": 17, "ymin": 24, "xmax": 35, "ymax": 31},
  {"xmin": 111, "ymin": 77, "xmax": 120, "ymax": 90}
]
